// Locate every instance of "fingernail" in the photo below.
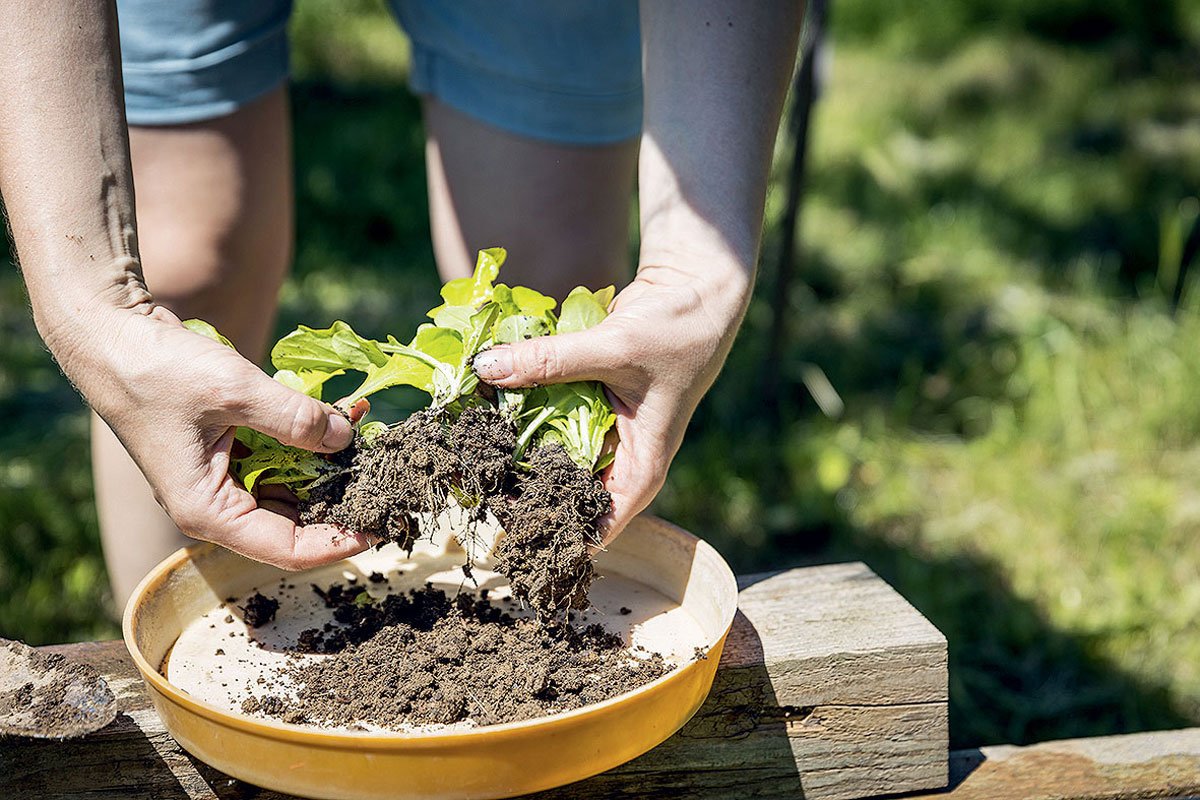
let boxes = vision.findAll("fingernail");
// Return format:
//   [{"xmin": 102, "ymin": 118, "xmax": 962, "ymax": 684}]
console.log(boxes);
[
  {"xmin": 473, "ymin": 346, "xmax": 513, "ymax": 381},
  {"xmin": 322, "ymin": 411, "xmax": 352, "ymax": 449}
]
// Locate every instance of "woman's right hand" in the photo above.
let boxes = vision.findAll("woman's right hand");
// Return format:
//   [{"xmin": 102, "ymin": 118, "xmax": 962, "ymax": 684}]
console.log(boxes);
[{"xmin": 49, "ymin": 302, "xmax": 373, "ymax": 569}]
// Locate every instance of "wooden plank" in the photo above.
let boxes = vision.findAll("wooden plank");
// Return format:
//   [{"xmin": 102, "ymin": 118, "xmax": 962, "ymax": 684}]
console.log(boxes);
[
  {"xmin": 0, "ymin": 563, "xmax": 948, "ymax": 800},
  {"xmin": 908, "ymin": 729, "xmax": 1200, "ymax": 800},
  {"xmin": 533, "ymin": 563, "xmax": 948, "ymax": 800}
]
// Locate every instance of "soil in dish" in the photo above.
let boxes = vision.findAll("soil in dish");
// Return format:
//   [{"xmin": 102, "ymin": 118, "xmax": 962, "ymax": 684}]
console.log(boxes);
[
  {"xmin": 241, "ymin": 582, "xmax": 667, "ymax": 729},
  {"xmin": 299, "ymin": 408, "xmax": 607, "ymax": 619}
]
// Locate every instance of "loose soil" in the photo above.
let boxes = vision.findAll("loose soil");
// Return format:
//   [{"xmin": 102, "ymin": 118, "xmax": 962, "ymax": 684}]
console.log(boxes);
[
  {"xmin": 241, "ymin": 582, "xmax": 667, "ymax": 729},
  {"xmin": 299, "ymin": 407, "xmax": 609, "ymax": 618}
]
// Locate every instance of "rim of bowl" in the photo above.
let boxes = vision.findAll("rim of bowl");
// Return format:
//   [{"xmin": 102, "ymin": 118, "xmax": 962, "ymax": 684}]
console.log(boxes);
[{"xmin": 121, "ymin": 516, "xmax": 738, "ymax": 749}]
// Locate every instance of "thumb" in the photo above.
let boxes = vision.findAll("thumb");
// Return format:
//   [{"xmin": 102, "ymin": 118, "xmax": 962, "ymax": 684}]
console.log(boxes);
[
  {"xmin": 229, "ymin": 368, "xmax": 353, "ymax": 452},
  {"xmin": 473, "ymin": 328, "xmax": 620, "ymax": 389}
]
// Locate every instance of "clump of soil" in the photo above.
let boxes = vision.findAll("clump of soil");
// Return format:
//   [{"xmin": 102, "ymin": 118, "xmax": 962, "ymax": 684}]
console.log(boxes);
[
  {"xmin": 239, "ymin": 592, "xmax": 279, "ymax": 628},
  {"xmin": 299, "ymin": 406, "xmax": 607, "ymax": 618},
  {"xmin": 492, "ymin": 446, "xmax": 608, "ymax": 614},
  {"xmin": 0, "ymin": 640, "xmax": 115, "ymax": 737},
  {"xmin": 243, "ymin": 583, "xmax": 665, "ymax": 729}
]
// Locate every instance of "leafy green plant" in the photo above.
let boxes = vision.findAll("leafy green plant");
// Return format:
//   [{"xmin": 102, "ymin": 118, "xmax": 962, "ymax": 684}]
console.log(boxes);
[{"xmin": 187, "ymin": 248, "xmax": 618, "ymax": 497}]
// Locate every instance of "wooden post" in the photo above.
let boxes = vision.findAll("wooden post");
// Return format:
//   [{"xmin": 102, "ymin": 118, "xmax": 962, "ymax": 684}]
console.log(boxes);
[{"xmin": 0, "ymin": 563, "xmax": 949, "ymax": 800}]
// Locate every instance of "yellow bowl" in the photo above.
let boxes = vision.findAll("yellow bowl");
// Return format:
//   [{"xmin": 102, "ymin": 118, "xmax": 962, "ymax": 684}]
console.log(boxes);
[{"xmin": 122, "ymin": 515, "xmax": 737, "ymax": 800}]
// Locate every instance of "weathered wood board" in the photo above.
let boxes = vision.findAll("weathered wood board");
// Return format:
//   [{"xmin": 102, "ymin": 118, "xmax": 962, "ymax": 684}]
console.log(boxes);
[
  {"xmin": 910, "ymin": 728, "xmax": 1200, "ymax": 800},
  {"xmin": 0, "ymin": 563, "xmax": 949, "ymax": 800}
]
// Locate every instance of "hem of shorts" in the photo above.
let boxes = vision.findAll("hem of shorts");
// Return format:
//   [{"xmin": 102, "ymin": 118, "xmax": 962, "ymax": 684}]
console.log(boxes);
[
  {"xmin": 408, "ymin": 44, "xmax": 642, "ymax": 146},
  {"xmin": 124, "ymin": 78, "xmax": 286, "ymax": 127}
]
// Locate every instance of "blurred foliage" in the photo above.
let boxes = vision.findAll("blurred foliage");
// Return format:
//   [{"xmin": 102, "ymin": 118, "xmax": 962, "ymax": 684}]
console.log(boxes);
[
  {"xmin": 834, "ymin": 0, "xmax": 1200, "ymax": 55},
  {"xmin": 3, "ymin": 0, "xmax": 1200, "ymax": 749}
]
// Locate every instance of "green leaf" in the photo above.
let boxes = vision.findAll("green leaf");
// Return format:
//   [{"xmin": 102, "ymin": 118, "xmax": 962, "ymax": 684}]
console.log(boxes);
[
  {"xmin": 271, "ymin": 321, "xmax": 388, "ymax": 374},
  {"xmin": 359, "ymin": 420, "xmax": 388, "ymax": 446},
  {"xmin": 184, "ymin": 319, "xmax": 236, "ymax": 350},
  {"xmin": 431, "ymin": 304, "xmax": 475, "ymax": 332},
  {"xmin": 230, "ymin": 428, "xmax": 330, "ymax": 496},
  {"xmin": 533, "ymin": 382, "xmax": 616, "ymax": 471},
  {"xmin": 471, "ymin": 247, "xmax": 506, "ymax": 300},
  {"xmin": 490, "ymin": 282, "xmax": 556, "ymax": 346},
  {"xmin": 498, "ymin": 388, "xmax": 527, "ymax": 417},
  {"xmin": 556, "ymin": 286, "xmax": 614, "ymax": 334},
  {"xmin": 430, "ymin": 304, "xmax": 499, "ymax": 407},
  {"xmin": 429, "ymin": 247, "xmax": 507, "ymax": 318},
  {"xmin": 495, "ymin": 314, "xmax": 551, "ymax": 344},
  {"xmin": 362, "ymin": 317, "xmax": 489, "ymax": 408},
  {"xmin": 412, "ymin": 324, "xmax": 464, "ymax": 365},
  {"xmin": 273, "ymin": 368, "xmax": 344, "ymax": 400},
  {"xmin": 511, "ymin": 285, "xmax": 557, "ymax": 317},
  {"xmin": 347, "ymin": 351, "xmax": 436, "ymax": 404},
  {"xmin": 511, "ymin": 381, "xmax": 616, "ymax": 471}
]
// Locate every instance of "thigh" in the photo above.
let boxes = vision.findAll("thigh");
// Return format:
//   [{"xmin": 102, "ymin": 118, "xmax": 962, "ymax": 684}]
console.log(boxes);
[
  {"xmin": 424, "ymin": 98, "xmax": 637, "ymax": 299},
  {"xmin": 395, "ymin": 0, "xmax": 642, "ymax": 296},
  {"xmin": 129, "ymin": 87, "xmax": 293, "ymax": 360}
]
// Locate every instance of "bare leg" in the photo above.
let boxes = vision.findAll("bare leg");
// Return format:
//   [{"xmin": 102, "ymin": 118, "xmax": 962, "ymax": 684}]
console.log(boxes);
[
  {"xmin": 422, "ymin": 98, "xmax": 638, "ymax": 298},
  {"xmin": 94, "ymin": 87, "xmax": 293, "ymax": 609}
]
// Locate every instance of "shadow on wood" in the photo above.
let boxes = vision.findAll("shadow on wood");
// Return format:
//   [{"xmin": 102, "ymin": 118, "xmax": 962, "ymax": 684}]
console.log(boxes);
[{"xmin": 531, "ymin": 609, "xmax": 803, "ymax": 799}]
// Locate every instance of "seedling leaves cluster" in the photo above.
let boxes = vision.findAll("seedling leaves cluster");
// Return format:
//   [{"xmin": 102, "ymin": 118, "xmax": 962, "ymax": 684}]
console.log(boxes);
[{"xmin": 186, "ymin": 249, "xmax": 618, "ymax": 498}]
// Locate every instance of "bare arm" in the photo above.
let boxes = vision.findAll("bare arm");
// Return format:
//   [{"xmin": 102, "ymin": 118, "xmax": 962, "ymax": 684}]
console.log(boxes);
[
  {"xmin": 638, "ymin": 0, "xmax": 803, "ymax": 289},
  {"xmin": 0, "ymin": 0, "xmax": 147, "ymax": 336},
  {"xmin": 475, "ymin": 1, "xmax": 803, "ymax": 539},
  {"xmin": 0, "ymin": 1, "xmax": 369, "ymax": 568}
]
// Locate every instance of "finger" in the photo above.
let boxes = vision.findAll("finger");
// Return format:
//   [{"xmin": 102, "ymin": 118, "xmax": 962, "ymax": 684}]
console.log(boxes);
[
  {"xmin": 203, "ymin": 501, "xmax": 374, "ymax": 571},
  {"xmin": 596, "ymin": 442, "xmax": 662, "ymax": 548},
  {"xmin": 149, "ymin": 305, "xmax": 184, "ymax": 326},
  {"xmin": 230, "ymin": 369, "xmax": 353, "ymax": 452},
  {"xmin": 179, "ymin": 450, "xmax": 369, "ymax": 569},
  {"xmin": 596, "ymin": 486, "xmax": 646, "ymax": 548},
  {"xmin": 257, "ymin": 483, "xmax": 299, "ymax": 504},
  {"xmin": 258, "ymin": 497, "xmax": 301, "ymax": 523},
  {"xmin": 347, "ymin": 397, "xmax": 371, "ymax": 424},
  {"xmin": 331, "ymin": 395, "xmax": 371, "ymax": 423},
  {"xmin": 473, "ymin": 327, "xmax": 622, "ymax": 389}
]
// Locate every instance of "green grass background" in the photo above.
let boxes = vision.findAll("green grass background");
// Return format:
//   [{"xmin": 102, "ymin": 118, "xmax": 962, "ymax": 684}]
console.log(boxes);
[{"xmin": 3, "ymin": 0, "xmax": 1200, "ymax": 749}]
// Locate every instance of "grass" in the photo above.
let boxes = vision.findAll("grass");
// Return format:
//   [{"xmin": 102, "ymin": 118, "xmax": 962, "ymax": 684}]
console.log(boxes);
[{"xmin": 3, "ymin": 0, "xmax": 1200, "ymax": 748}]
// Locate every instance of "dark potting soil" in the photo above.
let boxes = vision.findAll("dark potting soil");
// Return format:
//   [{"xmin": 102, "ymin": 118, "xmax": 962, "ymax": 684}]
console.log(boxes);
[
  {"xmin": 299, "ymin": 407, "xmax": 609, "ymax": 618},
  {"xmin": 492, "ymin": 446, "xmax": 606, "ymax": 615},
  {"xmin": 242, "ymin": 584, "xmax": 667, "ymax": 729}
]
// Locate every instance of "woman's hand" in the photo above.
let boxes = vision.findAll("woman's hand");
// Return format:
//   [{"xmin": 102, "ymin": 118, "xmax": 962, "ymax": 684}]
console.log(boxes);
[
  {"xmin": 52, "ymin": 303, "xmax": 373, "ymax": 569},
  {"xmin": 474, "ymin": 263, "xmax": 750, "ymax": 544},
  {"xmin": 477, "ymin": 0, "xmax": 800, "ymax": 544}
]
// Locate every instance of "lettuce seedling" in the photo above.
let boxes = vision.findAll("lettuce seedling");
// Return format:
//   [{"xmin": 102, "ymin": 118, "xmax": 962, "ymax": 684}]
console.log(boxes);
[
  {"xmin": 183, "ymin": 319, "xmax": 333, "ymax": 496},
  {"xmin": 186, "ymin": 247, "xmax": 619, "ymax": 499},
  {"xmin": 507, "ymin": 285, "xmax": 617, "ymax": 471}
]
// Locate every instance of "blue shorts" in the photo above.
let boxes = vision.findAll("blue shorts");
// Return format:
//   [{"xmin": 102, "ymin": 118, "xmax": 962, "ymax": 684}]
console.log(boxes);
[{"xmin": 116, "ymin": 0, "xmax": 642, "ymax": 144}]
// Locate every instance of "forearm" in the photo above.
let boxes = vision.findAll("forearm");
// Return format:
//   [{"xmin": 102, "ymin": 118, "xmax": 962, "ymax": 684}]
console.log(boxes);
[
  {"xmin": 637, "ymin": 0, "xmax": 803, "ymax": 303},
  {"xmin": 0, "ymin": 0, "xmax": 148, "ymax": 355}
]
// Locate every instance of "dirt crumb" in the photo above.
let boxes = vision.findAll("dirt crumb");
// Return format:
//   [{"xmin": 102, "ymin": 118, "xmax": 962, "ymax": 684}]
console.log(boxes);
[{"xmin": 239, "ymin": 593, "xmax": 280, "ymax": 628}]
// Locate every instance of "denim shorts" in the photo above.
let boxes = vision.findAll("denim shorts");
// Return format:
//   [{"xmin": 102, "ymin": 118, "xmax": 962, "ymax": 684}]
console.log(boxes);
[{"xmin": 116, "ymin": 0, "xmax": 642, "ymax": 144}]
